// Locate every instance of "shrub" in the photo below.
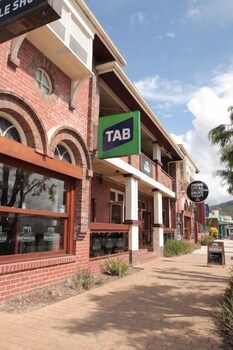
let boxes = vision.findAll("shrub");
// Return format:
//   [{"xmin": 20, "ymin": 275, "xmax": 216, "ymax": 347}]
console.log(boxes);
[
  {"xmin": 70, "ymin": 270, "xmax": 103, "ymax": 290},
  {"xmin": 164, "ymin": 239, "xmax": 198, "ymax": 257},
  {"xmin": 199, "ymin": 235, "xmax": 214, "ymax": 246},
  {"xmin": 209, "ymin": 226, "xmax": 219, "ymax": 239},
  {"xmin": 103, "ymin": 258, "xmax": 129, "ymax": 277},
  {"xmin": 217, "ymin": 268, "xmax": 233, "ymax": 348}
]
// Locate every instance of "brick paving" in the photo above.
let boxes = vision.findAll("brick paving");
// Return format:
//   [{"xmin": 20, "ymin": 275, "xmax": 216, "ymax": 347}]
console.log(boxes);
[{"xmin": 0, "ymin": 246, "xmax": 232, "ymax": 350}]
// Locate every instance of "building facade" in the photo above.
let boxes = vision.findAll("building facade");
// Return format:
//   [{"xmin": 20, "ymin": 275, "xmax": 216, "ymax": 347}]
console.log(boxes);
[{"xmin": 0, "ymin": 0, "xmax": 205, "ymax": 301}]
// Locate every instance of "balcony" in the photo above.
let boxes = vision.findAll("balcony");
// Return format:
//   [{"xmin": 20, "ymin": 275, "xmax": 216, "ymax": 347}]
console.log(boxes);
[
  {"xmin": 26, "ymin": 2, "xmax": 94, "ymax": 80},
  {"xmin": 129, "ymin": 154, "xmax": 174, "ymax": 191}
]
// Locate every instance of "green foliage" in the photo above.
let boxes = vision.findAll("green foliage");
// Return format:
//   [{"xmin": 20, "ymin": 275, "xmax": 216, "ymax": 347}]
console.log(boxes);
[
  {"xmin": 217, "ymin": 268, "xmax": 233, "ymax": 348},
  {"xmin": 103, "ymin": 258, "xmax": 129, "ymax": 277},
  {"xmin": 208, "ymin": 227, "xmax": 219, "ymax": 239},
  {"xmin": 199, "ymin": 235, "xmax": 215, "ymax": 246},
  {"xmin": 70, "ymin": 270, "xmax": 103, "ymax": 290},
  {"xmin": 208, "ymin": 106, "xmax": 233, "ymax": 195},
  {"xmin": 164, "ymin": 239, "xmax": 198, "ymax": 257}
]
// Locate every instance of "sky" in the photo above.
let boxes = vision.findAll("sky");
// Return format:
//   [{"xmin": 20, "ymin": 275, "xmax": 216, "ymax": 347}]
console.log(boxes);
[{"xmin": 85, "ymin": 0, "xmax": 233, "ymax": 206}]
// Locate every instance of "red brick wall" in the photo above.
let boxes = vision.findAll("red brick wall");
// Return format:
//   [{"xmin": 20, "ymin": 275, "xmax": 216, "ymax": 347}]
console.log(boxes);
[
  {"xmin": 91, "ymin": 176, "xmax": 125, "ymax": 223},
  {"xmin": 2, "ymin": 40, "xmax": 90, "ymax": 138},
  {"xmin": 0, "ymin": 38, "xmax": 99, "ymax": 301}
]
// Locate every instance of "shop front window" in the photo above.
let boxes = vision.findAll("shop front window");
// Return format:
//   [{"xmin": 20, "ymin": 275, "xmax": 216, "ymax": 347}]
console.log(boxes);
[
  {"xmin": 0, "ymin": 213, "xmax": 65, "ymax": 255},
  {"xmin": 0, "ymin": 159, "xmax": 73, "ymax": 260},
  {"xmin": 90, "ymin": 231, "xmax": 128, "ymax": 257},
  {"xmin": 0, "ymin": 163, "xmax": 66, "ymax": 212}
]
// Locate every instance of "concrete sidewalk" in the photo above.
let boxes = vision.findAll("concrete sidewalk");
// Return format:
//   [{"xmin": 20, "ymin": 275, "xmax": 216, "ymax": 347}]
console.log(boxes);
[{"xmin": 0, "ymin": 251, "xmax": 232, "ymax": 350}]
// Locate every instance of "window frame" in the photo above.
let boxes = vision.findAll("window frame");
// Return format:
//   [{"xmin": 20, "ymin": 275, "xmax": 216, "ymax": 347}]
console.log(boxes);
[
  {"xmin": 0, "ymin": 155, "xmax": 75, "ymax": 263},
  {"xmin": 54, "ymin": 142, "xmax": 75, "ymax": 164},
  {"xmin": 110, "ymin": 189, "xmax": 125, "ymax": 223},
  {"xmin": 36, "ymin": 68, "xmax": 53, "ymax": 95}
]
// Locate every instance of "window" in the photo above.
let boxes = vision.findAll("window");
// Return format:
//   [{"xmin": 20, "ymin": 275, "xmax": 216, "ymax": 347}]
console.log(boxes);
[
  {"xmin": 90, "ymin": 231, "xmax": 128, "ymax": 257},
  {"xmin": 110, "ymin": 190, "xmax": 124, "ymax": 202},
  {"xmin": 36, "ymin": 68, "xmax": 52, "ymax": 95},
  {"xmin": 110, "ymin": 203, "xmax": 123, "ymax": 224},
  {"xmin": 110, "ymin": 190, "xmax": 124, "ymax": 224},
  {"xmin": 0, "ymin": 117, "xmax": 21, "ymax": 142},
  {"xmin": 0, "ymin": 159, "xmax": 74, "ymax": 260},
  {"xmin": 54, "ymin": 144, "xmax": 73, "ymax": 163}
]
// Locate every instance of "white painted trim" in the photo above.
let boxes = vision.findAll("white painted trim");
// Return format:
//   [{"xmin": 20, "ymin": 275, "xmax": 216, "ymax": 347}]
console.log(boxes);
[
  {"xmin": 106, "ymin": 158, "xmax": 175, "ymax": 198},
  {"xmin": 73, "ymin": 0, "xmax": 126, "ymax": 66}
]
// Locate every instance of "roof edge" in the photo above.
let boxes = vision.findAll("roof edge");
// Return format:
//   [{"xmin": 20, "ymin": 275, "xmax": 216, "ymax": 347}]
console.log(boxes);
[
  {"xmin": 76, "ymin": 0, "xmax": 127, "ymax": 67},
  {"xmin": 96, "ymin": 62, "xmax": 184, "ymax": 160}
]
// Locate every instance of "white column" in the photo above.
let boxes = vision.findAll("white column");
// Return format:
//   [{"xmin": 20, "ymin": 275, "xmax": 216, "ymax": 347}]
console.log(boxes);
[
  {"xmin": 153, "ymin": 190, "xmax": 163, "ymax": 224},
  {"xmin": 124, "ymin": 174, "xmax": 139, "ymax": 252},
  {"xmin": 153, "ymin": 142, "xmax": 161, "ymax": 162},
  {"xmin": 125, "ymin": 175, "xmax": 138, "ymax": 221},
  {"xmin": 153, "ymin": 189, "xmax": 164, "ymax": 256}
]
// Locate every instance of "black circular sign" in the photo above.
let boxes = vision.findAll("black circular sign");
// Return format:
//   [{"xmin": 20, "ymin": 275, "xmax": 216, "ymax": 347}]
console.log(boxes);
[{"xmin": 186, "ymin": 181, "xmax": 209, "ymax": 203}]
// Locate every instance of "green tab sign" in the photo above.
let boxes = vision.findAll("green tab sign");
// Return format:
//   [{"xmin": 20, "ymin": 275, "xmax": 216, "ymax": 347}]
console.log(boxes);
[{"xmin": 97, "ymin": 111, "xmax": 141, "ymax": 159}]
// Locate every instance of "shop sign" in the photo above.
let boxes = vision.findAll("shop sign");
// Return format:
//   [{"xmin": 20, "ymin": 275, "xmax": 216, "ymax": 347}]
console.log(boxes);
[
  {"xmin": 207, "ymin": 241, "xmax": 225, "ymax": 266},
  {"xmin": 205, "ymin": 203, "xmax": 209, "ymax": 217},
  {"xmin": 186, "ymin": 180, "xmax": 209, "ymax": 203},
  {"xmin": 19, "ymin": 226, "xmax": 35, "ymax": 242},
  {"xmin": 98, "ymin": 111, "xmax": 141, "ymax": 159},
  {"xmin": 0, "ymin": 0, "xmax": 61, "ymax": 44},
  {"xmin": 0, "ymin": 232, "xmax": 7, "ymax": 243},
  {"xmin": 44, "ymin": 233, "xmax": 56, "ymax": 241},
  {"xmin": 141, "ymin": 156, "xmax": 152, "ymax": 177},
  {"xmin": 44, "ymin": 227, "xmax": 56, "ymax": 241}
]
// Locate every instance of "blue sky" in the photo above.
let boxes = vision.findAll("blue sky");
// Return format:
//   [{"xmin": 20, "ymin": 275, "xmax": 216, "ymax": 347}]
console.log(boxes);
[{"xmin": 85, "ymin": 0, "xmax": 233, "ymax": 206}]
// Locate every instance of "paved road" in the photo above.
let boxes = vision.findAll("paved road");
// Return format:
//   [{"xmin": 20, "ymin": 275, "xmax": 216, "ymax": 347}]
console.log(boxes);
[{"xmin": 0, "ymin": 241, "xmax": 232, "ymax": 350}]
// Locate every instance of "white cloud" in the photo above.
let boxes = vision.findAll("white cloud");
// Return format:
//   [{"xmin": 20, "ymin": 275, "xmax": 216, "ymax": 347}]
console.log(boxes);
[
  {"xmin": 135, "ymin": 70, "xmax": 233, "ymax": 205},
  {"xmin": 135, "ymin": 75, "xmax": 196, "ymax": 105},
  {"xmin": 186, "ymin": 9, "xmax": 201, "ymax": 19},
  {"xmin": 167, "ymin": 32, "xmax": 175, "ymax": 38},
  {"xmin": 171, "ymin": 74, "xmax": 233, "ymax": 205},
  {"xmin": 131, "ymin": 11, "xmax": 147, "ymax": 25},
  {"xmin": 186, "ymin": 0, "xmax": 233, "ymax": 24}
]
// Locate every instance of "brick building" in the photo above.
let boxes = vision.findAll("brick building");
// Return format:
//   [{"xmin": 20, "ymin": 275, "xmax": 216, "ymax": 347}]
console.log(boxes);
[{"xmin": 0, "ymin": 0, "xmax": 206, "ymax": 301}]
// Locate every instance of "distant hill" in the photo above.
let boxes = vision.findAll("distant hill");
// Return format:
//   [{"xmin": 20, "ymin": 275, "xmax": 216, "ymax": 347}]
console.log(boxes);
[{"xmin": 209, "ymin": 200, "xmax": 233, "ymax": 217}]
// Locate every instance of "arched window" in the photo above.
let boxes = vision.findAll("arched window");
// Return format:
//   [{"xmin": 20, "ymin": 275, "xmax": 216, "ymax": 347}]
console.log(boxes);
[
  {"xmin": 36, "ymin": 68, "xmax": 52, "ymax": 95},
  {"xmin": 0, "ymin": 117, "xmax": 21, "ymax": 142},
  {"xmin": 54, "ymin": 143, "xmax": 74, "ymax": 164}
]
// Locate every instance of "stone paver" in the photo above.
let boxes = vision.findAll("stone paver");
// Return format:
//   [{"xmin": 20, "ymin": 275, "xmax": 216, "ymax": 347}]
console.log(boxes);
[{"xmin": 0, "ymin": 241, "xmax": 232, "ymax": 350}]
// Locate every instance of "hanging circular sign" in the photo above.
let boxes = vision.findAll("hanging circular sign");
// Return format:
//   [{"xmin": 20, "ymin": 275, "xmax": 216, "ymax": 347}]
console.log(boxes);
[{"xmin": 186, "ymin": 180, "xmax": 209, "ymax": 203}]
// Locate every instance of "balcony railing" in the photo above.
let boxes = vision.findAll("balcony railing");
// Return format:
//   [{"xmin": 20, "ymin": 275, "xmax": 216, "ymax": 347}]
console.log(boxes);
[{"xmin": 128, "ymin": 154, "xmax": 173, "ymax": 191}]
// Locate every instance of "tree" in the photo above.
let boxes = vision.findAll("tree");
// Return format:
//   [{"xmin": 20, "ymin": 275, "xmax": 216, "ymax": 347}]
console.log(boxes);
[{"xmin": 208, "ymin": 106, "xmax": 233, "ymax": 195}]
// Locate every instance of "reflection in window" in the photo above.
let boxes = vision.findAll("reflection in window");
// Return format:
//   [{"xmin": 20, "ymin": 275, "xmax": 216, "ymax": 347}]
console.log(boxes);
[
  {"xmin": 54, "ymin": 144, "xmax": 72, "ymax": 163},
  {"xmin": 111, "ymin": 204, "xmax": 122, "ymax": 224},
  {"xmin": 0, "ymin": 117, "xmax": 21, "ymax": 142},
  {"xmin": 0, "ymin": 162, "xmax": 66, "ymax": 213},
  {"xmin": 0, "ymin": 213, "xmax": 65, "ymax": 256}
]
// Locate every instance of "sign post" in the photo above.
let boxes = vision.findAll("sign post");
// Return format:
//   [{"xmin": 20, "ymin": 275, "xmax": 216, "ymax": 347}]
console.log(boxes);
[
  {"xmin": 0, "ymin": 0, "xmax": 61, "ymax": 44},
  {"xmin": 186, "ymin": 180, "xmax": 209, "ymax": 203},
  {"xmin": 207, "ymin": 241, "xmax": 225, "ymax": 266}
]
